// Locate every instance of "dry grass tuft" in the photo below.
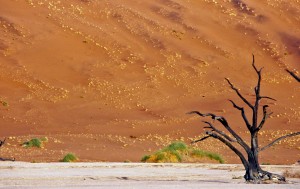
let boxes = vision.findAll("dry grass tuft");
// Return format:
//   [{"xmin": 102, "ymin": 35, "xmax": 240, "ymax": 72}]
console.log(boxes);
[{"xmin": 141, "ymin": 141, "xmax": 224, "ymax": 163}]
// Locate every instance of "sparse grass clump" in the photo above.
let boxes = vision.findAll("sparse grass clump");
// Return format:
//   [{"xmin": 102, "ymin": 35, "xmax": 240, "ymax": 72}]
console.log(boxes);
[
  {"xmin": 141, "ymin": 155, "xmax": 151, "ymax": 162},
  {"xmin": 191, "ymin": 149, "xmax": 224, "ymax": 163},
  {"xmin": 141, "ymin": 141, "xmax": 224, "ymax": 163},
  {"xmin": 22, "ymin": 137, "xmax": 48, "ymax": 148},
  {"xmin": 61, "ymin": 153, "xmax": 78, "ymax": 162},
  {"xmin": 167, "ymin": 142, "xmax": 187, "ymax": 151}
]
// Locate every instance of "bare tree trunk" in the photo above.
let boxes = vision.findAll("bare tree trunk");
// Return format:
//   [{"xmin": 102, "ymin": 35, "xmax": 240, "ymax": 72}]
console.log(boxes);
[
  {"xmin": 0, "ymin": 138, "xmax": 15, "ymax": 162},
  {"xmin": 188, "ymin": 55, "xmax": 299, "ymax": 183}
]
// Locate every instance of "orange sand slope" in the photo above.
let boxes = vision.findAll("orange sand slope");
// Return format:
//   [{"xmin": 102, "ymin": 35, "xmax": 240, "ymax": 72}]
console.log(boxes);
[{"xmin": 0, "ymin": 0, "xmax": 299, "ymax": 163}]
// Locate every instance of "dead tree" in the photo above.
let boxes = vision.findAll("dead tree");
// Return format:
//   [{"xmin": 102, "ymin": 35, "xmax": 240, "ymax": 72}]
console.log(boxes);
[
  {"xmin": 188, "ymin": 55, "xmax": 300, "ymax": 183},
  {"xmin": 0, "ymin": 138, "xmax": 15, "ymax": 161},
  {"xmin": 286, "ymin": 69, "xmax": 300, "ymax": 82}
]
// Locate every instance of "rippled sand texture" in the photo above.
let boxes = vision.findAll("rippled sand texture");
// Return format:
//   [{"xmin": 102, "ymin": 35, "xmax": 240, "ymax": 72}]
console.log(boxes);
[{"xmin": 0, "ymin": 0, "xmax": 299, "ymax": 163}]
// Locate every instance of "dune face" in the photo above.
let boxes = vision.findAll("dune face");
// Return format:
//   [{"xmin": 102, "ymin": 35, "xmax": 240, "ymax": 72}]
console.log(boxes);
[{"xmin": 0, "ymin": 0, "xmax": 299, "ymax": 163}]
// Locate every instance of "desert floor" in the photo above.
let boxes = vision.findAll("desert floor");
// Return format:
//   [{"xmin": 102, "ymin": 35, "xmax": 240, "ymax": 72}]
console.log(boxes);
[
  {"xmin": 0, "ymin": 0, "xmax": 299, "ymax": 163},
  {"xmin": 0, "ymin": 162, "xmax": 299, "ymax": 189}
]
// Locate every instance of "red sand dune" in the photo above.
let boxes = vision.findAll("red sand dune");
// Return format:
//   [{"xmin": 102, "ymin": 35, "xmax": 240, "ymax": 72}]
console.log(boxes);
[{"xmin": 0, "ymin": 0, "xmax": 299, "ymax": 164}]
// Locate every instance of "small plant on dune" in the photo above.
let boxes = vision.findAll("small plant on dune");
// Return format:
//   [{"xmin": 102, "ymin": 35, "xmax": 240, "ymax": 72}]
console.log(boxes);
[
  {"xmin": 22, "ymin": 137, "xmax": 48, "ymax": 148},
  {"xmin": 141, "ymin": 141, "xmax": 223, "ymax": 163},
  {"xmin": 167, "ymin": 142, "xmax": 187, "ymax": 151},
  {"xmin": 141, "ymin": 155, "xmax": 151, "ymax": 162},
  {"xmin": 61, "ymin": 153, "xmax": 78, "ymax": 162}
]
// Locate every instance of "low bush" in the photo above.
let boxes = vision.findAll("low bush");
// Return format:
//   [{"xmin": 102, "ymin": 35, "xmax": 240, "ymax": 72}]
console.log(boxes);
[
  {"xmin": 141, "ymin": 141, "xmax": 224, "ymax": 163},
  {"xmin": 61, "ymin": 153, "xmax": 78, "ymax": 162},
  {"xmin": 22, "ymin": 137, "xmax": 48, "ymax": 148},
  {"xmin": 191, "ymin": 149, "xmax": 224, "ymax": 163}
]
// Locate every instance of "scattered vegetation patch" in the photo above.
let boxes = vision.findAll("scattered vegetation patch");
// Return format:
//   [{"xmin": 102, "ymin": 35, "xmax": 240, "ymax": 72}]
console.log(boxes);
[
  {"xmin": 61, "ymin": 153, "xmax": 78, "ymax": 162},
  {"xmin": 141, "ymin": 141, "xmax": 224, "ymax": 163},
  {"xmin": 190, "ymin": 149, "xmax": 224, "ymax": 163},
  {"xmin": 22, "ymin": 137, "xmax": 48, "ymax": 148}
]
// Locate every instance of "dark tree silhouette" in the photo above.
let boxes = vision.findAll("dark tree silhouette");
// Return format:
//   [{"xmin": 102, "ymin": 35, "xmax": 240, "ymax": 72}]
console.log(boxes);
[
  {"xmin": 286, "ymin": 69, "xmax": 300, "ymax": 82},
  {"xmin": 188, "ymin": 55, "xmax": 300, "ymax": 183},
  {"xmin": 0, "ymin": 138, "xmax": 15, "ymax": 161}
]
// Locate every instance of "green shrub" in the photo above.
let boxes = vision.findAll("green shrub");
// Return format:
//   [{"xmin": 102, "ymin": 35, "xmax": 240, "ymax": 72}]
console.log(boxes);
[
  {"xmin": 166, "ymin": 142, "xmax": 187, "ymax": 151},
  {"xmin": 191, "ymin": 149, "xmax": 224, "ymax": 163},
  {"xmin": 61, "ymin": 153, "xmax": 78, "ymax": 162},
  {"xmin": 141, "ymin": 155, "xmax": 150, "ymax": 162},
  {"xmin": 155, "ymin": 151, "xmax": 166, "ymax": 161},
  {"xmin": 22, "ymin": 137, "xmax": 48, "ymax": 148},
  {"xmin": 141, "ymin": 142, "xmax": 224, "ymax": 163}
]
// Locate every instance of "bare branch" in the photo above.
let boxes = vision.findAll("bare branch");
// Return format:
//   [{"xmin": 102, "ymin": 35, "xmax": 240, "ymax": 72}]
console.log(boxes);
[
  {"xmin": 225, "ymin": 78, "xmax": 253, "ymax": 109},
  {"xmin": 191, "ymin": 136, "xmax": 211, "ymax": 144},
  {"xmin": 252, "ymin": 54, "xmax": 263, "ymax": 107},
  {"xmin": 251, "ymin": 54, "xmax": 263, "ymax": 74},
  {"xmin": 260, "ymin": 96, "xmax": 277, "ymax": 101},
  {"xmin": 259, "ymin": 132, "xmax": 300, "ymax": 152},
  {"xmin": 188, "ymin": 111, "xmax": 251, "ymax": 153},
  {"xmin": 203, "ymin": 121, "xmax": 237, "ymax": 142},
  {"xmin": 255, "ymin": 105, "xmax": 270, "ymax": 132},
  {"xmin": 204, "ymin": 131, "xmax": 249, "ymax": 170},
  {"xmin": 228, "ymin": 100, "xmax": 251, "ymax": 130},
  {"xmin": 286, "ymin": 69, "xmax": 300, "ymax": 82},
  {"xmin": 251, "ymin": 55, "xmax": 266, "ymax": 129},
  {"xmin": 187, "ymin": 111, "xmax": 222, "ymax": 120}
]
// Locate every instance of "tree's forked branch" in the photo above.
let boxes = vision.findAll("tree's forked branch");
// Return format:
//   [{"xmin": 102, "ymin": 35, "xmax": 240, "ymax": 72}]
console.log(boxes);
[
  {"xmin": 251, "ymin": 54, "xmax": 263, "ymax": 74},
  {"xmin": 193, "ymin": 131, "xmax": 249, "ymax": 169},
  {"xmin": 259, "ymin": 132, "xmax": 300, "ymax": 152},
  {"xmin": 228, "ymin": 100, "xmax": 251, "ymax": 130},
  {"xmin": 252, "ymin": 54, "xmax": 263, "ymax": 102},
  {"xmin": 256, "ymin": 105, "xmax": 271, "ymax": 132},
  {"xmin": 225, "ymin": 78, "xmax": 253, "ymax": 109},
  {"xmin": 203, "ymin": 121, "xmax": 237, "ymax": 142},
  {"xmin": 188, "ymin": 111, "xmax": 251, "ymax": 153}
]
